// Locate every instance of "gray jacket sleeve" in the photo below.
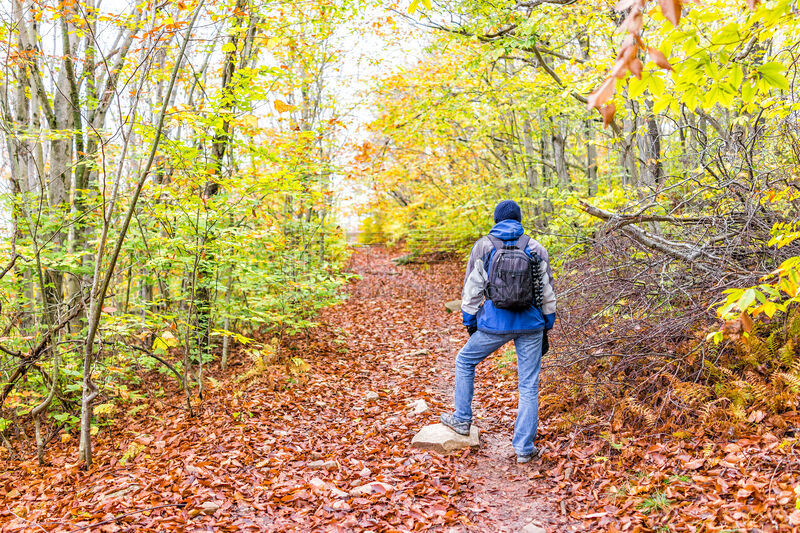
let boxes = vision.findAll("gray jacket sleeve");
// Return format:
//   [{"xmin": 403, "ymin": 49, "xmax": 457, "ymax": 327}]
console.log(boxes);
[
  {"xmin": 529, "ymin": 239, "xmax": 557, "ymax": 324},
  {"xmin": 461, "ymin": 238, "xmax": 491, "ymax": 316}
]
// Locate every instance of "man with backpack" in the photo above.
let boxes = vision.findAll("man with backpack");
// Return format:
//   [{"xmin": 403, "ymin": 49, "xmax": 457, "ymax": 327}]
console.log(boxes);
[{"xmin": 440, "ymin": 200, "xmax": 556, "ymax": 463}]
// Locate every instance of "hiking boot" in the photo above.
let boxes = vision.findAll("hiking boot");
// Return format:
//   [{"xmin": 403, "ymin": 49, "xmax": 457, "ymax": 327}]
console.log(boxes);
[
  {"xmin": 516, "ymin": 446, "xmax": 542, "ymax": 464},
  {"xmin": 440, "ymin": 413, "xmax": 471, "ymax": 436}
]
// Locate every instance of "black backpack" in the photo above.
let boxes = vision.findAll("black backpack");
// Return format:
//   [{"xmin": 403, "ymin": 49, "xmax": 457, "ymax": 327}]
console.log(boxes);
[{"xmin": 486, "ymin": 235, "xmax": 544, "ymax": 311}]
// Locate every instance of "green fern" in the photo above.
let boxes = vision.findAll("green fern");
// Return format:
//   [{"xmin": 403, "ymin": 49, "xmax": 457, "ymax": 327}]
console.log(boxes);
[{"xmin": 779, "ymin": 340, "xmax": 796, "ymax": 366}]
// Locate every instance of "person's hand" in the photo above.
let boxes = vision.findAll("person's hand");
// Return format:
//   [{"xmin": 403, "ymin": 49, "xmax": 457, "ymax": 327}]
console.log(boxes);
[
  {"xmin": 466, "ymin": 326, "xmax": 478, "ymax": 336},
  {"xmin": 542, "ymin": 329, "xmax": 550, "ymax": 355}
]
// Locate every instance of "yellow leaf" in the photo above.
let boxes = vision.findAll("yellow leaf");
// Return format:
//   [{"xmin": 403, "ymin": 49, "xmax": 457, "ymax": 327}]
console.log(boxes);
[
  {"xmin": 243, "ymin": 114, "xmax": 258, "ymax": 127},
  {"xmin": 274, "ymin": 100, "xmax": 296, "ymax": 114},
  {"xmin": 153, "ymin": 330, "xmax": 178, "ymax": 351}
]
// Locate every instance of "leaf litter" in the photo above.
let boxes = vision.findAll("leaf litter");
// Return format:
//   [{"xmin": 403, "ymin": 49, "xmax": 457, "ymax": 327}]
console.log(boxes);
[{"xmin": 2, "ymin": 247, "xmax": 799, "ymax": 531}]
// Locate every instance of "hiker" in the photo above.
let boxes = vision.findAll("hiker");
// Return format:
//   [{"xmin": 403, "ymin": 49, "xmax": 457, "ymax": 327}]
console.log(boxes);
[{"xmin": 440, "ymin": 200, "xmax": 556, "ymax": 464}]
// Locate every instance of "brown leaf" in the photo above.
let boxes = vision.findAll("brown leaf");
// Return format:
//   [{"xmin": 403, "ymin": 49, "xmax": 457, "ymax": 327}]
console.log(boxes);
[
  {"xmin": 659, "ymin": 0, "xmax": 681, "ymax": 26},
  {"xmin": 684, "ymin": 458, "xmax": 705, "ymax": 470},
  {"xmin": 601, "ymin": 102, "xmax": 617, "ymax": 128},
  {"xmin": 616, "ymin": 38, "xmax": 636, "ymax": 60},
  {"xmin": 614, "ymin": 0, "xmax": 637, "ymax": 10},
  {"xmin": 611, "ymin": 45, "xmax": 637, "ymax": 79},
  {"xmin": 611, "ymin": 59, "xmax": 629, "ymax": 79},
  {"xmin": 587, "ymin": 78, "xmax": 616, "ymax": 110},
  {"xmin": 629, "ymin": 58, "xmax": 643, "ymax": 79},
  {"xmin": 624, "ymin": 8, "xmax": 643, "ymax": 34},
  {"xmin": 740, "ymin": 311, "xmax": 753, "ymax": 333},
  {"xmin": 648, "ymin": 47, "xmax": 673, "ymax": 70}
]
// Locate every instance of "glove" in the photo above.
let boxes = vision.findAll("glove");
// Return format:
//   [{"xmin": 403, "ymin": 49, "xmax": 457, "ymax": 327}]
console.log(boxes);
[
  {"xmin": 466, "ymin": 326, "xmax": 478, "ymax": 336},
  {"xmin": 542, "ymin": 329, "xmax": 550, "ymax": 355}
]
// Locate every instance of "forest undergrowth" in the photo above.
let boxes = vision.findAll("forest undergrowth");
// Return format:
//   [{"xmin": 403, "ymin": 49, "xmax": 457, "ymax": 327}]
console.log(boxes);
[
  {"xmin": 3, "ymin": 246, "xmax": 799, "ymax": 532},
  {"xmin": 0, "ymin": 247, "xmax": 527, "ymax": 532}
]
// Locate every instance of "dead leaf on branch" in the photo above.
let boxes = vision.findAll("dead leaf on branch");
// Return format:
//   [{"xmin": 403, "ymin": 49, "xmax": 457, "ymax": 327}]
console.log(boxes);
[
  {"xmin": 601, "ymin": 103, "xmax": 617, "ymax": 128},
  {"xmin": 587, "ymin": 77, "xmax": 616, "ymax": 111},
  {"xmin": 648, "ymin": 47, "xmax": 673, "ymax": 70},
  {"xmin": 629, "ymin": 58, "xmax": 644, "ymax": 79},
  {"xmin": 659, "ymin": 0, "xmax": 682, "ymax": 26},
  {"xmin": 624, "ymin": 8, "xmax": 643, "ymax": 34}
]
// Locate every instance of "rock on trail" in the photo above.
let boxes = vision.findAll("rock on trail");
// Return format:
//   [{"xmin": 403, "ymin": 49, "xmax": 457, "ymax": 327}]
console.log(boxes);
[
  {"xmin": 408, "ymin": 398, "xmax": 429, "ymax": 414},
  {"xmin": 444, "ymin": 299, "xmax": 462, "ymax": 313},
  {"xmin": 411, "ymin": 423, "xmax": 480, "ymax": 453}
]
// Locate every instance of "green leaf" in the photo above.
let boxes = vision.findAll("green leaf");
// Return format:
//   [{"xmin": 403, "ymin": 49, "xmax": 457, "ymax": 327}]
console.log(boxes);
[
  {"xmin": 737, "ymin": 288, "xmax": 757, "ymax": 311},
  {"xmin": 758, "ymin": 62, "xmax": 789, "ymax": 91},
  {"xmin": 648, "ymin": 75, "xmax": 665, "ymax": 96},
  {"xmin": 628, "ymin": 75, "xmax": 648, "ymax": 99}
]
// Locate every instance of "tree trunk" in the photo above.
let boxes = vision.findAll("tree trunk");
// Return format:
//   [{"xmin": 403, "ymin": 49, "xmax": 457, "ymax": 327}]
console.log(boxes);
[
  {"xmin": 637, "ymin": 101, "xmax": 662, "ymax": 187},
  {"xmin": 550, "ymin": 118, "xmax": 569, "ymax": 189},
  {"xmin": 585, "ymin": 119, "xmax": 598, "ymax": 196},
  {"xmin": 621, "ymin": 103, "xmax": 639, "ymax": 186},
  {"xmin": 522, "ymin": 117, "xmax": 539, "ymax": 189},
  {"xmin": 195, "ymin": 0, "xmax": 252, "ymax": 381}
]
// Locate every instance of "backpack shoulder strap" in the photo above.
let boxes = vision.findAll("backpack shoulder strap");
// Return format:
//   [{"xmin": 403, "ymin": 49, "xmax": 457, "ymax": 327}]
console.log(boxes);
[
  {"xmin": 487, "ymin": 235, "xmax": 505, "ymax": 251},
  {"xmin": 488, "ymin": 234, "xmax": 530, "ymax": 251}
]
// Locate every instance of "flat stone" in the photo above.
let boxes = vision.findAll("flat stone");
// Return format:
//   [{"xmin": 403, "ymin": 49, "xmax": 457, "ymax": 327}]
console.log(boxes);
[
  {"xmin": 308, "ymin": 459, "xmax": 338, "ymax": 471},
  {"xmin": 444, "ymin": 299, "xmax": 462, "ymax": 313},
  {"xmin": 408, "ymin": 399, "xmax": 429, "ymax": 415},
  {"xmin": 365, "ymin": 391, "xmax": 379, "ymax": 401},
  {"xmin": 200, "ymin": 501, "xmax": 220, "ymax": 515},
  {"xmin": 411, "ymin": 423, "xmax": 479, "ymax": 453},
  {"xmin": 309, "ymin": 477, "xmax": 327, "ymax": 492},
  {"xmin": 331, "ymin": 499, "xmax": 350, "ymax": 510},
  {"xmin": 100, "ymin": 484, "xmax": 141, "ymax": 501},
  {"xmin": 520, "ymin": 523, "xmax": 547, "ymax": 533},
  {"xmin": 349, "ymin": 481, "xmax": 395, "ymax": 497},
  {"xmin": 330, "ymin": 487, "xmax": 349, "ymax": 499}
]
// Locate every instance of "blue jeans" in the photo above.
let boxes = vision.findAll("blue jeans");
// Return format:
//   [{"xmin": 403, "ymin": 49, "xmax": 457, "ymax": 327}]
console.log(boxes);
[{"xmin": 453, "ymin": 329, "xmax": 543, "ymax": 456}]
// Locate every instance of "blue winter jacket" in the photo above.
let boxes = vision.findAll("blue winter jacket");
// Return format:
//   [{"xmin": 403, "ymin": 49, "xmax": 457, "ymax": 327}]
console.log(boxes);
[{"xmin": 461, "ymin": 220, "xmax": 556, "ymax": 334}]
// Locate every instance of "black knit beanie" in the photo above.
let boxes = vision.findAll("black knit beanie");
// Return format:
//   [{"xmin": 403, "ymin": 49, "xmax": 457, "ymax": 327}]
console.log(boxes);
[{"xmin": 494, "ymin": 200, "xmax": 522, "ymax": 223}]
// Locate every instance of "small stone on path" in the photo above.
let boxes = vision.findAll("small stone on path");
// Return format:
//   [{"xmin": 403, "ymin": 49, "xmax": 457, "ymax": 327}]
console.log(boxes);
[
  {"xmin": 199, "ymin": 501, "xmax": 220, "ymax": 515},
  {"xmin": 408, "ymin": 399, "xmax": 429, "ymax": 414},
  {"xmin": 444, "ymin": 299, "xmax": 462, "ymax": 313},
  {"xmin": 309, "ymin": 477, "xmax": 327, "ymax": 492},
  {"xmin": 308, "ymin": 459, "xmax": 338, "ymax": 471},
  {"xmin": 349, "ymin": 481, "xmax": 395, "ymax": 497},
  {"xmin": 365, "ymin": 391, "xmax": 379, "ymax": 401},
  {"xmin": 411, "ymin": 423, "xmax": 479, "ymax": 453},
  {"xmin": 520, "ymin": 522, "xmax": 547, "ymax": 533},
  {"xmin": 330, "ymin": 487, "xmax": 349, "ymax": 499},
  {"xmin": 331, "ymin": 500, "xmax": 350, "ymax": 510}
]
